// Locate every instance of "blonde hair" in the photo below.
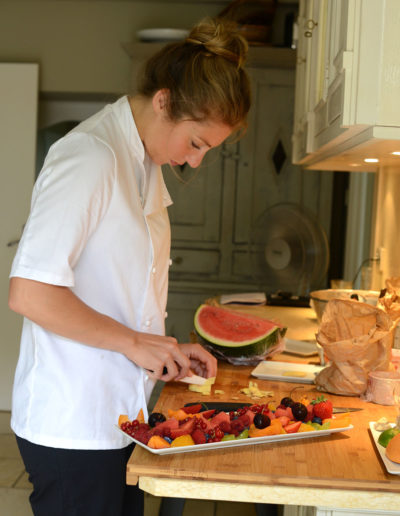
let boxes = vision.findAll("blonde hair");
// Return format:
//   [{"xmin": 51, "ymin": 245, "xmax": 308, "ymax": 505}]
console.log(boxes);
[{"xmin": 137, "ymin": 17, "xmax": 251, "ymax": 131}]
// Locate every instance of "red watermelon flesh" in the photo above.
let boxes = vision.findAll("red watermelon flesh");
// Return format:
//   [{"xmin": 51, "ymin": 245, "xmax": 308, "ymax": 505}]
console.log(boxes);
[{"xmin": 194, "ymin": 304, "xmax": 286, "ymax": 358}]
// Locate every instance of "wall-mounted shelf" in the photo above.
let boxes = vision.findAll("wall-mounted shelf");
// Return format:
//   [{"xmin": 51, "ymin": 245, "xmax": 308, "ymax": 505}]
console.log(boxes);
[{"xmin": 122, "ymin": 41, "xmax": 296, "ymax": 69}]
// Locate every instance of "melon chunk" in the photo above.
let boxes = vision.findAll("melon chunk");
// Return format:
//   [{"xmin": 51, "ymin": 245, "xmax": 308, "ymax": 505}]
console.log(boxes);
[{"xmin": 194, "ymin": 304, "xmax": 286, "ymax": 358}]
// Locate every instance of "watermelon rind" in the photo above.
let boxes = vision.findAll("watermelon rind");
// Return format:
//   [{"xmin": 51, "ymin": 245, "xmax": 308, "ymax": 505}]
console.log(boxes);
[{"xmin": 194, "ymin": 304, "xmax": 287, "ymax": 358}]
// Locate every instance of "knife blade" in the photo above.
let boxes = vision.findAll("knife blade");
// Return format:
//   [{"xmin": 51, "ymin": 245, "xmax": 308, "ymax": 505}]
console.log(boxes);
[
  {"xmin": 332, "ymin": 407, "xmax": 362, "ymax": 413},
  {"xmin": 177, "ymin": 374, "xmax": 207, "ymax": 385},
  {"xmin": 146, "ymin": 366, "xmax": 207, "ymax": 385}
]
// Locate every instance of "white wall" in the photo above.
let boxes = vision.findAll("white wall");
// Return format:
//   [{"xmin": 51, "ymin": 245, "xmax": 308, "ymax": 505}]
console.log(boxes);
[
  {"xmin": 0, "ymin": 0, "xmax": 225, "ymax": 94},
  {"xmin": 370, "ymin": 166, "xmax": 400, "ymax": 288}
]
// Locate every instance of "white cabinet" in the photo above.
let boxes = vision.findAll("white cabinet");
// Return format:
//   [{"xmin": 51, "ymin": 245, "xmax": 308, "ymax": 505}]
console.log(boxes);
[{"xmin": 293, "ymin": 0, "xmax": 400, "ymax": 172}]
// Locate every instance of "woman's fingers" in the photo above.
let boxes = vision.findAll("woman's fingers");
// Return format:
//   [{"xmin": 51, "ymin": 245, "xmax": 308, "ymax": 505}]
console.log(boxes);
[
  {"xmin": 179, "ymin": 343, "xmax": 218, "ymax": 378},
  {"xmin": 129, "ymin": 332, "xmax": 191, "ymax": 380}
]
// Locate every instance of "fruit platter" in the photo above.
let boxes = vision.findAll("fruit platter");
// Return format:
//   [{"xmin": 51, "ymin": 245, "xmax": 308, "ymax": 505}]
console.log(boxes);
[
  {"xmin": 369, "ymin": 419, "xmax": 400, "ymax": 475},
  {"xmin": 116, "ymin": 394, "xmax": 353, "ymax": 455}
]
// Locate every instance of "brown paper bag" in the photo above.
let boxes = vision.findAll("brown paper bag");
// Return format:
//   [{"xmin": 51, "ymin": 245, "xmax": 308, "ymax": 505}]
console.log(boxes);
[
  {"xmin": 315, "ymin": 299, "xmax": 394, "ymax": 396},
  {"xmin": 377, "ymin": 277, "xmax": 400, "ymax": 322}
]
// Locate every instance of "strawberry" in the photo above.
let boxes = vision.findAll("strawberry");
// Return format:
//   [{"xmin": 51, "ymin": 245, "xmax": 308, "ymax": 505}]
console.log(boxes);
[
  {"xmin": 284, "ymin": 421, "xmax": 301, "ymax": 433},
  {"xmin": 218, "ymin": 421, "xmax": 232, "ymax": 434},
  {"xmin": 201, "ymin": 409, "xmax": 216, "ymax": 419},
  {"xmin": 305, "ymin": 403, "xmax": 314, "ymax": 422},
  {"xmin": 191, "ymin": 428, "xmax": 206, "ymax": 445},
  {"xmin": 182, "ymin": 403, "xmax": 203, "ymax": 414},
  {"xmin": 311, "ymin": 395, "xmax": 333, "ymax": 419}
]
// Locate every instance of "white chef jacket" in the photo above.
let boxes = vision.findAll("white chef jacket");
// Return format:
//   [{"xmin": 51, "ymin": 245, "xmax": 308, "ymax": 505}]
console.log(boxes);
[{"xmin": 10, "ymin": 96, "xmax": 173, "ymax": 449}]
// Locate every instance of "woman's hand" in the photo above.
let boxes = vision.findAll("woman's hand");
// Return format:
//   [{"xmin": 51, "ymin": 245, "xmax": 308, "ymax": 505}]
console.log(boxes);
[
  {"xmin": 8, "ymin": 277, "xmax": 215, "ymax": 382},
  {"xmin": 126, "ymin": 332, "xmax": 192, "ymax": 382},
  {"xmin": 178, "ymin": 342, "xmax": 218, "ymax": 379},
  {"xmin": 8, "ymin": 277, "xmax": 192, "ymax": 381}
]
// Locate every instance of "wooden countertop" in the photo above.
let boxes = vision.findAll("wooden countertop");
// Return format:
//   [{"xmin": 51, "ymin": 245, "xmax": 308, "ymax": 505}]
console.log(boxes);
[{"xmin": 126, "ymin": 306, "xmax": 400, "ymax": 511}]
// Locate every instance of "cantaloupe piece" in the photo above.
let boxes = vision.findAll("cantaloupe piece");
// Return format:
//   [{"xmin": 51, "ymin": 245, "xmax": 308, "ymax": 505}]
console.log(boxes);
[
  {"xmin": 136, "ymin": 408, "xmax": 145, "ymax": 423},
  {"xmin": 170, "ymin": 434, "xmax": 195, "ymax": 447},
  {"xmin": 298, "ymin": 423, "xmax": 314, "ymax": 432},
  {"xmin": 249, "ymin": 420, "xmax": 285, "ymax": 438},
  {"xmin": 167, "ymin": 408, "xmax": 191, "ymax": 421},
  {"xmin": 118, "ymin": 415, "xmax": 130, "ymax": 427},
  {"xmin": 322, "ymin": 415, "xmax": 351, "ymax": 428},
  {"xmin": 147, "ymin": 435, "xmax": 171, "ymax": 449},
  {"xmin": 386, "ymin": 433, "xmax": 400, "ymax": 463}
]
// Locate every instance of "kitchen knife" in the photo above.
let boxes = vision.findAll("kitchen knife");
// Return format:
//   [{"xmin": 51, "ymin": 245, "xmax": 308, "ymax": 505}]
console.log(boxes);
[
  {"xmin": 177, "ymin": 374, "xmax": 207, "ymax": 385},
  {"xmin": 332, "ymin": 407, "xmax": 362, "ymax": 413},
  {"xmin": 146, "ymin": 366, "xmax": 207, "ymax": 385}
]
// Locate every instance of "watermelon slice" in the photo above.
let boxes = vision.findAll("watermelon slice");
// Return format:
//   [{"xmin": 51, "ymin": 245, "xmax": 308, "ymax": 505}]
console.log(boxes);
[{"xmin": 194, "ymin": 304, "xmax": 286, "ymax": 359}]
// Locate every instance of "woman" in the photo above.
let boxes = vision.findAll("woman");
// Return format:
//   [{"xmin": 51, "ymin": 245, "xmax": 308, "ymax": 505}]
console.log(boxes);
[{"xmin": 8, "ymin": 17, "xmax": 251, "ymax": 516}]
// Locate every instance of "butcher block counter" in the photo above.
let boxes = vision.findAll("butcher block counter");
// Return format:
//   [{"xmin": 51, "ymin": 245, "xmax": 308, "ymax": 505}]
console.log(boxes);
[{"xmin": 126, "ymin": 306, "xmax": 400, "ymax": 514}]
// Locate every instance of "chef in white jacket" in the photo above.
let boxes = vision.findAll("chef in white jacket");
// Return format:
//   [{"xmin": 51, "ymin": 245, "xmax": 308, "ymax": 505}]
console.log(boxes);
[{"xmin": 8, "ymin": 17, "xmax": 250, "ymax": 516}]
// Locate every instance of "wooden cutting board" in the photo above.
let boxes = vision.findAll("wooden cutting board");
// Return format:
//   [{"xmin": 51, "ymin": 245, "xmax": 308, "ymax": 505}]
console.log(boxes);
[{"xmin": 127, "ymin": 362, "xmax": 400, "ymax": 492}]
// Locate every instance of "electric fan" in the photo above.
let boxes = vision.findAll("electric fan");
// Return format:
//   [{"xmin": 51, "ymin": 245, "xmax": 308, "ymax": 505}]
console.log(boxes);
[{"xmin": 249, "ymin": 203, "xmax": 330, "ymax": 296}]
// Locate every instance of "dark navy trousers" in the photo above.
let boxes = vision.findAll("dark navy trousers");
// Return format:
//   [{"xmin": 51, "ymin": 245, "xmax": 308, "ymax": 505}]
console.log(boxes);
[{"xmin": 16, "ymin": 436, "xmax": 144, "ymax": 516}]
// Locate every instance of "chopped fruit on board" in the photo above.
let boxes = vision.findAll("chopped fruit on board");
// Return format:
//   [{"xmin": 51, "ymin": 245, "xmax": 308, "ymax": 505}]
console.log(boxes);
[
  {"xmin": 240, "ymin": 381, "xmax": 274, "ymax": 399},
  {"xmin": 188, "ymin": 376, "xmax": 216, "ymax": 395},
  {"xmin": 117, "ymin": 394, "xmax": 352, "ymax": 449}
]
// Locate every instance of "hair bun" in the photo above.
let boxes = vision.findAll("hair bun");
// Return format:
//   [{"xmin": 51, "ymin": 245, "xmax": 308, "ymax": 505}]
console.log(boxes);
[{"xmin": 186, "ymin": 17, "xmax": 248, "ymax": 68}]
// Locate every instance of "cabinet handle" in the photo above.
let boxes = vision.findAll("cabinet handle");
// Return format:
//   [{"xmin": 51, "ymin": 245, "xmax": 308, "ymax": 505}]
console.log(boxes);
[
  {"xmin": 304, "ymin": 18, "xmax": 318, "ymax": 37},
  {"xmin": 172, "ymin": 256, "xmax": 183, "ymax": 265}
]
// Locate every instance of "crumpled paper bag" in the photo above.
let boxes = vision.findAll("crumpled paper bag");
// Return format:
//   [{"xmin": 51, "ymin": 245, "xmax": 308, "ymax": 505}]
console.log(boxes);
[
  {"xmin": 377, "ymin": 277, "xmax": 400, "ymax": 322},
  {"xmin": 315, "ymin": 299, "xmax": 394, "ymax": 396}
]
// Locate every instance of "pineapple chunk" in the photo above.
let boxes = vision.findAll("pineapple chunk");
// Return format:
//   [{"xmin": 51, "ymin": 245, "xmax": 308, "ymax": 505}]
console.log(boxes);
[
  {"xmin": 188, "ymin": 376, "xmax": 216, "ymax": 395},
  {"xmin": 240, "ymin": 381, "xmax": 274, "ymax": 399}
]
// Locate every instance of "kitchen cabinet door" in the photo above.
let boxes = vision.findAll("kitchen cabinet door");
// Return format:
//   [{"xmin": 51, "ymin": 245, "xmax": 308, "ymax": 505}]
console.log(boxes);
[
  {"xmin": 0, "ymin": 63, "xmax": 38, "ymax": 410},
  {"xmin": 293, "ymin": 0, "xmax": 400, "ymax": 171},
  {"xmin": 235, "ymin": 66, "xmax": 332, "ymax": 248},
  {"xmin": 163, "ymin": 147, "xmax": 223, "ymax": 244}
]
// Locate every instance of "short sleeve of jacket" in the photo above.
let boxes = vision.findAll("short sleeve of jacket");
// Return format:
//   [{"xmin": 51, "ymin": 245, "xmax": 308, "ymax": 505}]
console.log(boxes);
[{"xmin": 10, "ymin": 132, "xmax": 116, "ymax": 286}]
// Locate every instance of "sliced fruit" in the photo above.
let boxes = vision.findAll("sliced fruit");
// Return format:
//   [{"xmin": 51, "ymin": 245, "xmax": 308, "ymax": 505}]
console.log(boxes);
[
  {"xmin": 236, "ymin": 428, "xmax": 249, "ymax": 439},
  {"xmin": 378, "ymin": 427, "xmax": 400, "ymax": 448},
  {"xmin": 148, "ymin": 412, "xmax": 166, "ymax": 427},
  {"xmin": 201, "ymin": 409, "xmax": 216, "ymax": 419},
  {"xmin": 311, "ymin": 395, "xmax": 333, "ymax": 419},
  {"xmin": 274, "ymin": 407, "xmax": 289, "ymax": 418},
  {"xmin": 147, "ymin": 435, "xmax": 171, "ymax": 449},
  {"xmin": 167, "ymin": 408, "xmax": 191, "ymax": 421},
  {"xmin": 298, "ymin": 423, "xmax": 315, "ymax": 432},
  {"xmin": 194, "ymin": 304, "xmax": 286, "ymax": 358},
  {"xmin": 136, "ymin": 409, "xmax": 145, "ymax": 424},
  {"xmin": 253, "ymin": 413, "xmax": 271, "ymax": 429},
  {"xmin": 249, "ymin": 421, "xmax": 285, "ymax": 437},
  {"xmin": 152, "ymin": 418, "xmax": 179, "ymax": 433},
  {"xmin": 221, "ymin": 434, "xmax": 236, "ymax": 441},
  {"xmin": 170, "ymin": 419, "xmax": 196, "ymax": 439},
  {"xmin": 192, "ymin": 429, "xmax": 207, "ymax": 445},
  {"xmin": 210, "ymin": 411, "xmax": 231, "ymax": 428},
  {"xmin": 118, "ymin": 414, "xmax": 130, "ymax": 427},
  {"xmin": 386, "ymin": 433, "xmax": 400, "ymax": 463},
  {"xmin": 322, "ymin": 416, "xmax": 350, "ymax": 429},
  {"xmin": 170, "ymin": 434, "xmax": 195, "ymax": 447},
  {"xmin": 182, "ymin": 404, "xmax": 202, "ymax": 414},
  {"xmin": 284, "ymin": 421, "xmax": 302, "ymax": 433},
  {"xmin": 278, "ymin": 416, "xmax": 290, "ymax": 427}
]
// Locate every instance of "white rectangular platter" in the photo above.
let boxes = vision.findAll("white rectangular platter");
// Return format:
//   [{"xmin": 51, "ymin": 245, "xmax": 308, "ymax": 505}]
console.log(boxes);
[
  {"xmin": 369, "ymin": 422, "xmax": 400, "ymax": 475},
  {"xmin": 251, "ymin": 361, "xmax": 324, "ymax": 384},
  {"xmin": 116, "ymin": 424, "xmax": 353, "ymax": 455}
]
